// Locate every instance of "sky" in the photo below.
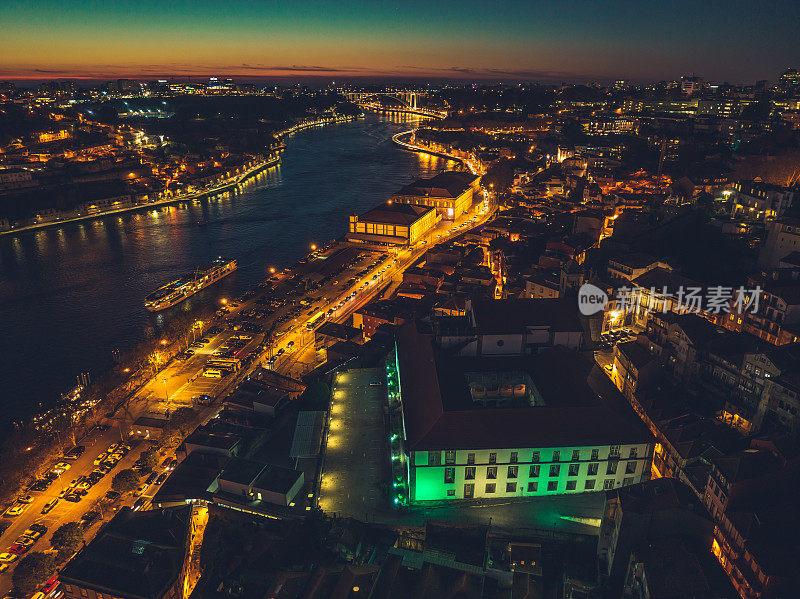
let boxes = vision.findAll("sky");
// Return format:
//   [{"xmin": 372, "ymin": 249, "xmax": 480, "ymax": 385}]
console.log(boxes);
[{"xmin": 1, "ymin": 0, "xmax": 799, "ymax": 84}]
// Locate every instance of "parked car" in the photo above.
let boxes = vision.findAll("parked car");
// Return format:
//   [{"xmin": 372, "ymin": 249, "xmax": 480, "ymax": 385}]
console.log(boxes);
[{"xmin": 41, "ymin": 498, "xmax": 59, "ymax": 514}]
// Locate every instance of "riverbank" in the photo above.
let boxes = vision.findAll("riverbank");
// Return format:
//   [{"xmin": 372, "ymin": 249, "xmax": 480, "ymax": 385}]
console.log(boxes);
[
  {"xmin": 391, "ymin": 130, "xmax": 485, "ymax": 175},
  {"xmin": 0, "ymin": 153, "xmax": 281, "ymax": 238}
]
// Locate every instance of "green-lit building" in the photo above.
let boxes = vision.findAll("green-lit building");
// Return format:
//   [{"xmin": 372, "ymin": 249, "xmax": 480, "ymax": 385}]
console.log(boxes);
[{"xmin": 394, "ymin": 323, "xmax": 653, "ymax": 502}]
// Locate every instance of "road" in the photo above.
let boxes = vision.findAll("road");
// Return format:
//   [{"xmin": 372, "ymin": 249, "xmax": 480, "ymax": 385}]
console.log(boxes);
[{"xmin": 1, "ymin": 160, "xmax": 493, "ymax": 595}]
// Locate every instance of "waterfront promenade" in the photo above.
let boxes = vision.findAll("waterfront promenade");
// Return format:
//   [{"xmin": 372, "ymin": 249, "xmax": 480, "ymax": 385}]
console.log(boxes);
[{"xmin": 0, "ymin": 153, "xmax": 280, "ymax": 237}]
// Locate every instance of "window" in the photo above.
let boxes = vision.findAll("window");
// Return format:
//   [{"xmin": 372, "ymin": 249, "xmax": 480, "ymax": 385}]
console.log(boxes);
[
  {"xmin": 467, "ymin": 452, "xmax": 475, "ymax": 465},
  {"xmin": 447, "ymin": 489, "xmax": 455, "ymax": 496},
  {"xmin": 485, "ymin": 483, "xmax": 496, "ymax": 493},
  {"xmin": 588, "ymin": 463, "xmax": 599, "ymax": 476},
  {"xmin": 625, "ymin": 461, "xmax": 637, "ymax": 474},
  {"xmin": 510, "ymin": 451, "xmax": 518, "ymax": 463},
  {"xmin": 429, "ymin": 451, "xmax": 441, "ymax": 466},
  {"xmin": 629, "ymin": 447, "xmax": 638, "ymax": 459},
  {"xmin": 444, "ymin": 468, "xmax": 455, "ymax": 484},
  {"xmin": 603, "ymin": 479, "xmax": 615, "ymax": 490},
  {"xmin": 506, "ymin": 482, "xmax": 517, "ymax": 493},
  {"xmin": 532, "ymin": 451, "xmax": 540, "ymax": 462},
  {"xmin": 527, "ymin": 481, "xmax": 538, "ymax": 492},
  {"xmin": 508, "ymin": 465, "xmax": 518, "ymax": 478},
  {"xmin": 487, "ymin": 466, "xmax": 497, "ymax": 479},
  {"xmin": 529, "ymin": 464, "xmax": 540, "ymax": 478},
  {"xmin": 571, "ymin": 449, "xmax": 580, "ymax": 461},
  {"xmin": 566, "ymin": 480, "xmax": 577, "ymax": 491},
  {"xmin": 549, "ymin": 464, "xmax": 560, "ymax": 477},
  {"xmin": 445, "ymin": 450, "xmax": 456, "ymax": 465},
  {"xmin": 609, "ymin": 445, "xmax": 620, "ymax": 458},
  {"xmin": 606, "ymin": 461, "xmax": 618, "ymax": 475},
  {"xmin": 552, "ymin": 450, "xmax": 560, "ymax": 462},
  {"xmin": 548, "ymin": 481, "xmax": 558, "ymax": 491},
  {"xmin": 465, "ymin": 467, "xmax": 476, "ymax": 480},
  {"xmin": 591, "ymin": 449, "xmax": 599, "ymax": 460},
  {"xmin": 623, "ymin": 477, "xmax": 634, "ymax": 486},
  {"xmin": 489, "ymin": 452, "xmax": 497, "ymax": 464},
  {"xmin": 585, "ymin": 479, "xmax": 596, "ymax": 490},
  {"xmin": 568, "ymin": 463, "xmax": 580, "ymax": 477}
]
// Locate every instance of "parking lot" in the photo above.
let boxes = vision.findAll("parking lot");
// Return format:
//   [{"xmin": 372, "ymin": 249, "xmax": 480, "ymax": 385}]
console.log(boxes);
[{"xmin": 318, "ymin": 368, "xmax": 390, "ymax": 519}]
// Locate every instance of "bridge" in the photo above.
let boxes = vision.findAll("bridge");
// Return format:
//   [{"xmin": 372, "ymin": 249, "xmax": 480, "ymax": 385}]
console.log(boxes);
[{"xmin": 344, "ymin": 90, "xmax": 447, "ymax": 118}]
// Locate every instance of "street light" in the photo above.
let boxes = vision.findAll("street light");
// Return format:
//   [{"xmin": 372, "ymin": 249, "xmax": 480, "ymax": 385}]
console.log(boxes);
[
  {"xmin": 163, "ymin": 378, "xmax": 168, "ymax": 401},
  {"xmin": 310, "ymin": 243, "xmax": 317, "ymax": 251}
]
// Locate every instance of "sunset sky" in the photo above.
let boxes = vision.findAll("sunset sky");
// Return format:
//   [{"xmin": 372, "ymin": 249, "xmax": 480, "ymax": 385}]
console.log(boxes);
[{"xmin": 2, "ymin": 0, "xmax": 799, "ymax": 83}]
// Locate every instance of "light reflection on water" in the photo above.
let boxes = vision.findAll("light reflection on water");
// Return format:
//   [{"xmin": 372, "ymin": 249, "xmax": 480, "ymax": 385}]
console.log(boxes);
[{"xmin": 0, "ymin": 114, "xmax": 454, "ymax": 432}]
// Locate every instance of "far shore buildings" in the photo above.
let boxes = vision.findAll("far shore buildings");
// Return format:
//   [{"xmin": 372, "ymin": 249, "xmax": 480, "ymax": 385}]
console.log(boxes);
[
  {"xmin": 390, "ymin": 171, "xmax": 480, "ymax": 220},
  {"xmin": 394, "ymin": 321, "xmax": 653, "ymax": 502}
]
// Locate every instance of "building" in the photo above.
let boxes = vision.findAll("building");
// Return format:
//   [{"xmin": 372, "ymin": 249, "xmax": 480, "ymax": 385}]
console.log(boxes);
[
  {"xmin": 607, "ymin": 253, "xmax": 672, "ymax": 283},
  {"xmin": 391, "ymin": 171, "xmax": 480, "ymax": 220},
  {"xmin": 128, "ymin": 416, "xmax": 170, "ymax": 439},
  {"xmin": 347, "ymin": 202, "xmax": 437, "ymax": 247},
  {"xmin": 394, "ymin": 323, "xmax": 653, "ymax": 502},
  {"xmin": 436, "ymin": 297, "xmax": 585, "ymax": 357},
  {"xmin": 216, "ymin": 457, "xmax": 304, "ymax": 506},
  {"xmin": 60, "ymin": 506, "xmax": 195, "ymax": 599},
  {"xmin": 183, "ymin": 430, "xmax": 241, "ymax": 457},
  {"xmin": 729, "ymin": 180, "xmax": 795, "ymax": 222},
  {"xmin": 759, "ymin": 216, "xmax": 800, "ymax": 267},
  {"xmin": 598, "ymin": 478, "xmax": 714, "ymax": 592}
]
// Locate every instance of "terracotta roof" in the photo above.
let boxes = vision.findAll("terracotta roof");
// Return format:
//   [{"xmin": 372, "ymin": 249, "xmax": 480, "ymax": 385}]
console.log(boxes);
[{"xmin": 397, "ymin": 323, "xmax": 650, "ymax": 452}]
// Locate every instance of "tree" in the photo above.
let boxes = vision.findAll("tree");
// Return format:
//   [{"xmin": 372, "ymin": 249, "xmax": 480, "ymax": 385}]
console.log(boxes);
[
  {"xmin": 50, "ymin": 522, "xmax": 83, "ymax": 554},
  {"xmin": 139, "ymin": 447, "xmax": 159, "ymax": 472},
  {"xmin": 12, "ymin": 552, "xmax": 56, "ymax": 596},
  {"xmin": 111, "ymin": 468, "xmax": 140, "ymax": 494},
  {"xmin": 169, "ymin": 407, "xmax": 198, "ymax": 436}
]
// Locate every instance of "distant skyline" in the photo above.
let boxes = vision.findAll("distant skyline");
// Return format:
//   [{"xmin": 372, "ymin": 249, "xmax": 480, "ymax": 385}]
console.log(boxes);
[{"xmin": 2, "ymin": 0, "xmax": 799, "ymax": 84}]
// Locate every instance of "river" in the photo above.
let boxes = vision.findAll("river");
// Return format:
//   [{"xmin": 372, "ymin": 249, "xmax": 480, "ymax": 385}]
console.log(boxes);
[{"xmin": 0, "ymin": 113, "xmax": 456, "ymax": 437}]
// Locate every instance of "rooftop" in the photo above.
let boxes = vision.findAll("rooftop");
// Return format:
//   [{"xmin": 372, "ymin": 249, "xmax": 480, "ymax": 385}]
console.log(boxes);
[
  {"xmin": 356, "ymin": 202, "xmax": 434, "ymax": 225},
  {"xmin": 397, "ymin": 322, "xmax": 650, "ymax": 452},
  {"xmin": 395, "ymin": 171, "xmax": 478, "ymax": 199},
  {"xmin": 470, "ymin": 297, "xmax": 584, "ymax": 334},
  {"xmin": 60, "ymin": 506, "xmax": 192, "ymax": 599}
]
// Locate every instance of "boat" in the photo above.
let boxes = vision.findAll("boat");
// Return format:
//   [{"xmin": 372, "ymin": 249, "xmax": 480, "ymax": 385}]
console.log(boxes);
[
  {"xmin": 197, "ymin": 219, "xmax": 208, "ymax": 226},
  {"xmin": 144, "ymin": 257, "xmax": 237, "ymax": 312}
]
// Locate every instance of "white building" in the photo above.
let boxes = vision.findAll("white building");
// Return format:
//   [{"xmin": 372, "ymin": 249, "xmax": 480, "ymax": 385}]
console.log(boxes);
[{"xmin": 395, "ymin": 324, "xmax": 653, "ymax": 502}]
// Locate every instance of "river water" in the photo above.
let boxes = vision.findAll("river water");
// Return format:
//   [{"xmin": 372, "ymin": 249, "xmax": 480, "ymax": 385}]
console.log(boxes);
[{"xmin": 0, "ymin": 113, "xmax": 455, "ymax": 436}]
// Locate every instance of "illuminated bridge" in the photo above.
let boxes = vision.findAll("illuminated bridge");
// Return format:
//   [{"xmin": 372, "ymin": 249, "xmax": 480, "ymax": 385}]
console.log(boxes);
[{"xmin": 344, "ymin": 91, "xmax": 447, "ymax": 118}]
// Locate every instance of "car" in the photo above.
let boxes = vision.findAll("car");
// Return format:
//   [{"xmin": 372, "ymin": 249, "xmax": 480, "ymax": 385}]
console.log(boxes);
[
  {"xmin": 30, "ymin": 593, "xmax": 45, "ymax": 599},
  {"xmin": 155, "ymin": 472, "xmax": 168, "ymax": 485},
  {"xmin": 13, "ymin": 537, "xmax": 34, "ymax": 548},
  {"xmin": 369, "ymin": 380, "xmax": 383, "ymax": 387},
  {"xmin": 41, "ymin": 498, "xmax": 58, "ymax": 514},
  {"xmin": 134, "ymin": 483, "xmax": 149, "ymax": 496},
  {"xmin": 202, "ymin": 369, "xmax": 222, "ymax": 378},
  {"xmin": 104, "ymin": 490, "xmax": 121, "ymax": 501},
  {"xmin": 17, "ymin": 495, "xmax": 34, "ymax": 504},
  {"xmin": 145, "ymin": 472, "xmax": 158, "ymax": 485},
  {"xmin": 21, "ymin": 529, "xmax": 42, "ymax": 541},
  {"xmin": 93, "ymin": 453, "xmax": 107, "ymax": 466},
  {"xmin": 3, "ymin": 505, "xmax": 26, "ymax": 517},
  {"xmin": 184, "ymin": 349, "xmax": 195, "ymax": 356},
  {"xmin": 91, "ymin": 468, "xmax": 106, "ymax": 478},
  {"xmin": 80, "ymin": 511, "xmax": 100, "ymax": 527},
  {"xmin": 53, "ymin": 462, "xmax": 71, "ymax": 472},
  {"xmin": 8, "ymin": 544, "xmax": 28, "ymax": 555},
  {"xmin": 30, "ymin": 480, "xmax": 51, "ymax": 492},
  {"xmin": 200, "ymin": 337, "xmax": 210, "ymax": 343},
  {"xmin": 107, "ymin": 443, "xmax": 119, "ymax": 452},
  {"xmin": 286, "ymin": 340, "xmax": 295, "ymax": 349},
  {"xmin": 191, "ymin": 341, "xmax": 204, "ymax": 348},
  {"xmin": 42, "ymin": 576, "xmax": 59, "ymax": 594},
  {"xmin": 0, "ymin": 563, "xmax": 8, "ymax": 573},
  {"xmin": 0, "ymin": 553, "xmax": 18, "ymax": 564},
  {"xmin": 29, "ymin": 523, "xmax": 47, "ymax": 534},
  {"xmin": 132, "ymin": 497, "xmax": 148, "ymax": 511},
  {"xmin": 63, "ymin": 445, "xmax": 85, "ymax": 460},
  {"xmin": 63, "ymin": 494, "xmax": 81, "ymax": 503}
]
